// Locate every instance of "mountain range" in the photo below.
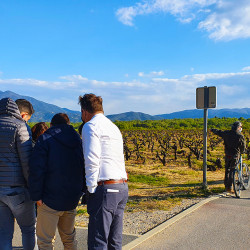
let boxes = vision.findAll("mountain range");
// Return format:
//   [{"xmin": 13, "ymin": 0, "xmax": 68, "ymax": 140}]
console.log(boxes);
[
  {"xmin": 0, "ymin": 90, "xmax": 249, "ymax": 122},
  {"xmin": 0, "ymin": 91, "xmax": 81, "ymax": 123}
]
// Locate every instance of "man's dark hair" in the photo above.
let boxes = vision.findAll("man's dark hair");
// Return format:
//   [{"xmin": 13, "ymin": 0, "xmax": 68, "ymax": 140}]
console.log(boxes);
[
  {"xmin": 15, "ymin": 99, "xmax": 35, "ymax": 115},
  {"xmin": 78, "ymin": 94, "xmax": 103, "ymax": 113},
  {"xmin": 51, "ymin": 113, "xmax": 70, "ymax": 126},
  {"xmin": 231, "ymin": 121, "xmax": 242, "ymax": 131}
]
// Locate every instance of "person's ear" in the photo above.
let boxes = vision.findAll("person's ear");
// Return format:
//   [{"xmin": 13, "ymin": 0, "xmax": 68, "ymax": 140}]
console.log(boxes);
[{"xmin": 20, "ymin": 112, "xmax": 31, "ymax": 122}]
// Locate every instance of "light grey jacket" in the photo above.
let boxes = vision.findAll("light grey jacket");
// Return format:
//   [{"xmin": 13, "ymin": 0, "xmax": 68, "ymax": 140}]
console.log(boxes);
[{"xmin": 0, "ymin": 98, "xmax": 32, "ymax": 186}]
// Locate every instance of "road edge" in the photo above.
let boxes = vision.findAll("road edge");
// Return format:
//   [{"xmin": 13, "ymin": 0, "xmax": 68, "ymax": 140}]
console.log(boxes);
[{"xmin": 122, "ymin": 195, "xmax": 221, "ymax": 250}]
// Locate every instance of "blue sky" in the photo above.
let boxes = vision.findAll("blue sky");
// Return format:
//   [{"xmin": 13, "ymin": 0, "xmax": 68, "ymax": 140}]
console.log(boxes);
[{"xmin": 0, "ymin": 0, "xmax": 250, "ymax": 115}]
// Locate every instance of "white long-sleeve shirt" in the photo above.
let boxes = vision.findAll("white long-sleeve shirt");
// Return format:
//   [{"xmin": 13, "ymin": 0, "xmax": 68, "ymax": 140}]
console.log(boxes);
[{"xmin": 82, "ymin": 113, "xmax": 127, "ymax": 193}]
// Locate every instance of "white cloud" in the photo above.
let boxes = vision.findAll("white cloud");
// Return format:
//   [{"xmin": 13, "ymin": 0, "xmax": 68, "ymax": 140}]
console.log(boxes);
[
  {"xmin": 116, "ymin": 0, "xmax": 250, "ymax": 41},
  {"xmin": 116, "ymin": 6, "xmax": 138, "ymax": 26},
  {"xmin": 198, "ymin": 1, "xmax": 250, "ymax": 41},
  {"xmin": 220, "ymin": 84, "xmax": 244, "ymax": 96},
  {"xmin": 149, "ymin": 71, "xmax": 250, "ymax": 112},
  {"xmin": 151, "ymin": 71, "xmax": 165, "ymax": 76},
  {"xmin": 116, "ymin": 0, "xmax": 216, "ymax": 25},
  {"xmin": 181, "ymin": 72, "xmax": 250, "ymax": 81},
  {"xmin": 50, "ymin": 98, "xmax": 80, "ymax": 111},
  {"xmin": 116, "ymin": 0, "xmax": 217, "ymax": 26},
  {"xmin": 0, "ymin": 78, "xmax": 78, "ymax": 89},
  {"xmin": 1, "ymin": 70, "xmax": 250, "ymax": 114},
  {"xmin": 242, "ymin": 66, "xmax": 250, "ymax": 71},
  {"xmin": 138, "ymin": 70, "xmax": 165, "ymax": 77},
  {"xmin": 0, "ymin": 78, "xmax": 48, "ymax": 87},
  {"xmin": 60, "ymin": 74, "xmax": 149, "ymax": 88},
  {"xmin": 60, "ymin": 75, "xmax": 88, "ymax": 81},
  {"xmin": 152, "ymin": 77, "xmax": 179, "ymax": 83}
]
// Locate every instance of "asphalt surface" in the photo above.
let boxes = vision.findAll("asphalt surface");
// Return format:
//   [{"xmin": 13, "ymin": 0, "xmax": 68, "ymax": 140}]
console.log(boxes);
[
  {"xmin": 13, "ymin": 225, "xmax": 138, "ymax": 249},
  {"xmin": 126, "ymin": 188, "xmax": 250, "ymax": 250},
  {"xmin": 12, "ymin": 188, "xmax": 250, "ymax": 249}
]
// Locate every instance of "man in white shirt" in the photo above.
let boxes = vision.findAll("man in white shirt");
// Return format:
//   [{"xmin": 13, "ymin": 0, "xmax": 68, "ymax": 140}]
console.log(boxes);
[{"xmin": 79, "ymin": 93, "xmax": 128, "ymax": 250}]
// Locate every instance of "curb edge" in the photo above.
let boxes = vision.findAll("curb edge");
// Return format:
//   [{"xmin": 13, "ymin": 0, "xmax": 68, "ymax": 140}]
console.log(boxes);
[{"xmin": 122, "ymin": 195, "xmax": 220, "ymax": 250}]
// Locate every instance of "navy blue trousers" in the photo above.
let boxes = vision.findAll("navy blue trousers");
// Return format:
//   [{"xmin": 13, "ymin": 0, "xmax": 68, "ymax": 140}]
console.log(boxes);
[{"xmin": 87, "ymin": 183, "xmax": 128, "ymax": 250}]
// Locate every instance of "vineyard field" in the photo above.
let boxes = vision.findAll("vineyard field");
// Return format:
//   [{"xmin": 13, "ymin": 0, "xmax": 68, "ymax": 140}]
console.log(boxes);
[{"xmin": 30, "ymin": 118, "xmax": 250, "ymax": 212}]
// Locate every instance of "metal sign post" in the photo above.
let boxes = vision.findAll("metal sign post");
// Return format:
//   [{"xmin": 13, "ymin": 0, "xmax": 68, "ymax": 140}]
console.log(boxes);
[
  {"xmin": 196, "ymin": 86, "xmax": 216, "ymax": 188},
  {"xmin": 203, "ymin": 87, "xmax": 209, "ymax": 188},
  {"xmin": 203, "ymin": 108, "xmax": 208, "ymax": 187}
]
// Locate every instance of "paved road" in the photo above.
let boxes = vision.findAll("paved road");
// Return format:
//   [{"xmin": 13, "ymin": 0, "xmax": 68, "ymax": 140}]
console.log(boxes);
[
  {"xmin": 13, "ymin": 225, "xmax": 138, "ymax": 249},
  {"xmin": 129, "ymin": 188, "xmax": 250, "ymax": 250},
  {"xmin": 12, "ymin": 188, "xmax": 250, "ymax": 250}
]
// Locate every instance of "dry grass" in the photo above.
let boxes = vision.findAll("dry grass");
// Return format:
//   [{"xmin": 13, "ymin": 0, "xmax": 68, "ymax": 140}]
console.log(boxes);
[{"xmin": 126, "ymin": 162, "xmax": 225, "ymax": 212}]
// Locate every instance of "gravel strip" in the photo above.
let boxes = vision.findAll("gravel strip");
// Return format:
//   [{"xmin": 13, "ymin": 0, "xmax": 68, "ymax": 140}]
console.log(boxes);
[
  {"xmin": 123, "ymin": 197, "xmax": 204, "ymax": 235},
  {"xmin": 76, "ymin": 197, "xmax": 205, "ymax": 235}
]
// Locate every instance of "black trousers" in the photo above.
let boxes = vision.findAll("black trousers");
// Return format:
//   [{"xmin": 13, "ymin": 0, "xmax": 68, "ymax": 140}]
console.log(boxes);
[
  {"xmin": 224, "ymin": 156, "xmax": 238, "ymax": 189},
  {"xmin": 87, "ymin": 183, "xmax": 128, "ymax": 250}
]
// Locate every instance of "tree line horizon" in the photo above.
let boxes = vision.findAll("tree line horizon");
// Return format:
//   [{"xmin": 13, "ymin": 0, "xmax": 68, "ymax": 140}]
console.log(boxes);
[{"xmin": 29, "ymin": 117, "xmax": 250, "ymax": 131}]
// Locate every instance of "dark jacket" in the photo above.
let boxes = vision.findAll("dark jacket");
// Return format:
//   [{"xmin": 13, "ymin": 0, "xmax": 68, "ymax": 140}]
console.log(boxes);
[
  {"xmin": 29, "ymin": 124, "xmax": 85, "ymax": 211},
  {"xmin": 211, "ymin": 129, "xmax": 246, "ymax": 158},
  {"xmin": 0, "ymin": 98, "xmax": 32, "ymax": 186}
]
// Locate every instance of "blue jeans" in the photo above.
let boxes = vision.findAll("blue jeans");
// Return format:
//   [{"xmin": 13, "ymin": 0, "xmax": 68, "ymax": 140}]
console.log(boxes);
[
  {"xmin": 87, "ymin": 183, "xmax": 128, "ymax": 250},
  {"xmin": 0, "ymin": 186, "xmax": 37, "ymax": 250}
]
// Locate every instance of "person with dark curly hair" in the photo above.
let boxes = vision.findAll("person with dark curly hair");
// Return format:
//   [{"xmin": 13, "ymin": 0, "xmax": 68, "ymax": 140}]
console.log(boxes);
[{"xmin": 31, "ymin": 122, "xmax": 49, "ymax": 144}]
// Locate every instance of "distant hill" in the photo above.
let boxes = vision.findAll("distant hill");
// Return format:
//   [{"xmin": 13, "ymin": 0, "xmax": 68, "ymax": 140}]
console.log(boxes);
[
  {"xmin": 1, "ymin": 90, "xmax": 249, "ymax": 122},
  {"xmin": 107, "ymin": 109, "xmax": 250, "ymax": 121},
  {"xmin": 106, "ymin": 111, "xmax": 161, "ymax": 121},
  {"xmin": 157, "ymin": 108, "xmax": 250, "ymax": 119},
  {"xmin": 0, "ymin": 91, "xmax": 82, "ymax": 122}
]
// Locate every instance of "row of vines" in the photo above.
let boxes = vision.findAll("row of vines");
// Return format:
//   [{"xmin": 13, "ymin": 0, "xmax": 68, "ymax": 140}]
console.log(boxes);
[
  {"xmin": 30, "ymin": 118, "xmax": 250, "ymax": 170},
  {"xmin": 121, "ymin": 129, "xmax": 250, "ymax": 170}
]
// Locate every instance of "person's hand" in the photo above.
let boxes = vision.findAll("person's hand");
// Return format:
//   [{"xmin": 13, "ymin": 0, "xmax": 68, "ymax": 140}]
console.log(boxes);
[
  {"xmin": 37, "ymin": 200, "xmax": 43, "ymax": 206},
  {"xmin": 81, "ymin": 192, "xmax": 90, "ymax": 205}
]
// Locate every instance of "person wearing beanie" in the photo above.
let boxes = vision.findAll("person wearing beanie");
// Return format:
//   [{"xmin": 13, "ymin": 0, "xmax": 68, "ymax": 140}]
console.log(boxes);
[
  {"xmin": 211, "ymin": 121, "xmax": 246, "ymax": 193},
  {"xmin": 0, "ymin": 98, "xmax": 37, "ymax": 249}
]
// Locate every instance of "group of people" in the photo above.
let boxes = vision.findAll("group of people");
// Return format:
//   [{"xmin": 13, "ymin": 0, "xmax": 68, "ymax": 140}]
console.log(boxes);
[
  {"xmin": 0, "ymin": 94, "xmax": 128, "ymax": 250},
  {"xmin": 0, "ymin": 93, "xmax": 246, "ymax": 249}
]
